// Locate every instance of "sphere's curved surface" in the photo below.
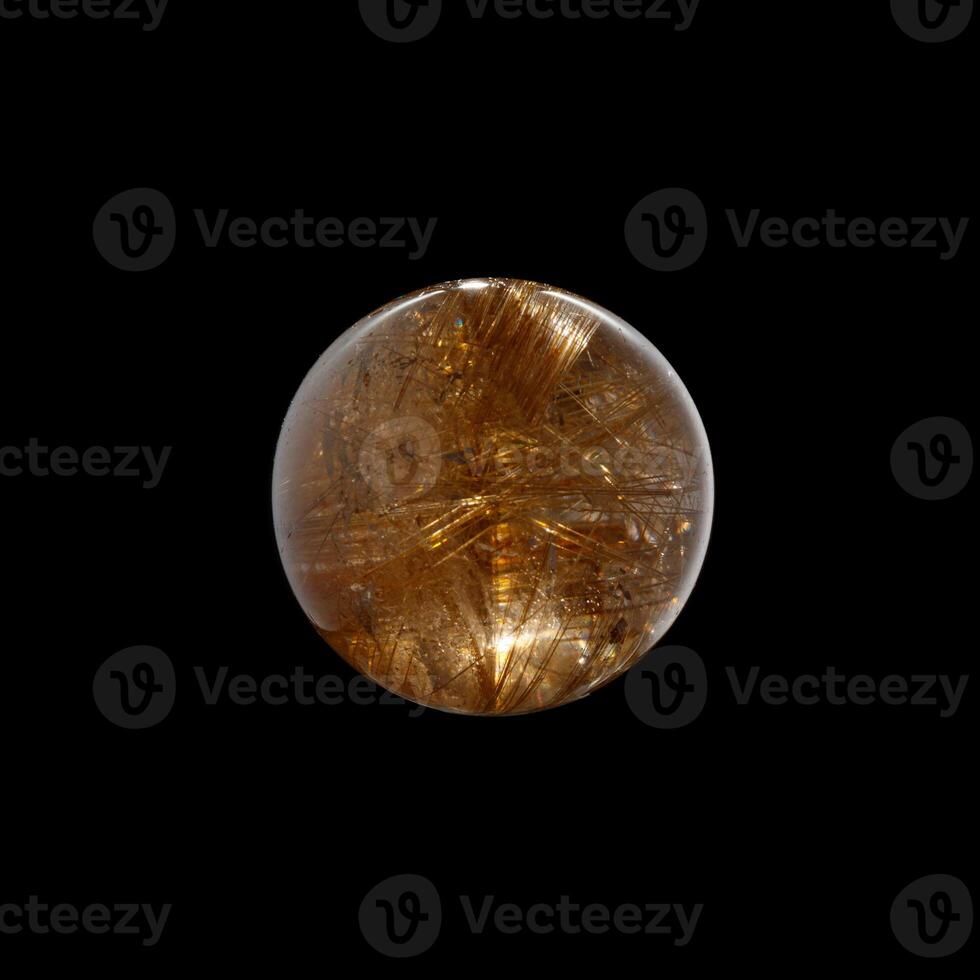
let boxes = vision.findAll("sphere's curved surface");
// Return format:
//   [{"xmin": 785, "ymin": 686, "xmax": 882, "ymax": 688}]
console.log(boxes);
[{"xmin": 273, "ymin": 279, "xmax": 713, "ymax": 715}]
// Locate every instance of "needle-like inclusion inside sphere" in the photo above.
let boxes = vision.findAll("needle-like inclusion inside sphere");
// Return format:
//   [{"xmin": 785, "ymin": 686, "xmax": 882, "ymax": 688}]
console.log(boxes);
[{"xmin": 273, "ymin": 279, "xmax": 713, "ymax": 715}]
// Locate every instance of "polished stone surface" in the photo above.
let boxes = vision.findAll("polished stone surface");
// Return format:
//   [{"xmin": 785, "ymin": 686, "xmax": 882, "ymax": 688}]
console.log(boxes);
[{"xmin": 273, "ymin": 279, "xmax": 713, "ymax": 715}]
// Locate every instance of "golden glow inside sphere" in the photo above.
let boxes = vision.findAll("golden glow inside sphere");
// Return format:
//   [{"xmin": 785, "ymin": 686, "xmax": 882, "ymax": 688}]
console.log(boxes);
[{"xmin": 273, "ymin": 279, "xmax": 713, "ymax": 716}]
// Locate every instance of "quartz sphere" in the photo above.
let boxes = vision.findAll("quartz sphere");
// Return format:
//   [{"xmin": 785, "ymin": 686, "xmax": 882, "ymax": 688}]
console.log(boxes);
[{"xmin": 273, "ymin": 279, "xmax": 713, "ymax": 715}]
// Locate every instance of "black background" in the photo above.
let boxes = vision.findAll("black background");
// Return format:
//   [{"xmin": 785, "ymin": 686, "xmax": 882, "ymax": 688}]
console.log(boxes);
[{"xmin": 1, "ymin": 0, "xmax": 974, "ymax": 972}]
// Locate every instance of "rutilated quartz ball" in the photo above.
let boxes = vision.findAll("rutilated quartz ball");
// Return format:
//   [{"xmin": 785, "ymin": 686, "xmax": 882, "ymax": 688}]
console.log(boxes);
[{"xmin": 273, "ymin": 279, "xmax": 713, "ymax": 716}]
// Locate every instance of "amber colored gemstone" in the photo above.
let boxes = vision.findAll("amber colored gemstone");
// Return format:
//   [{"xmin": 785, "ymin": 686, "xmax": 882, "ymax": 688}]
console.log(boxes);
[{"xmin": 273, "ymin": 279, "xmax": 713, "ymax": 715}]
